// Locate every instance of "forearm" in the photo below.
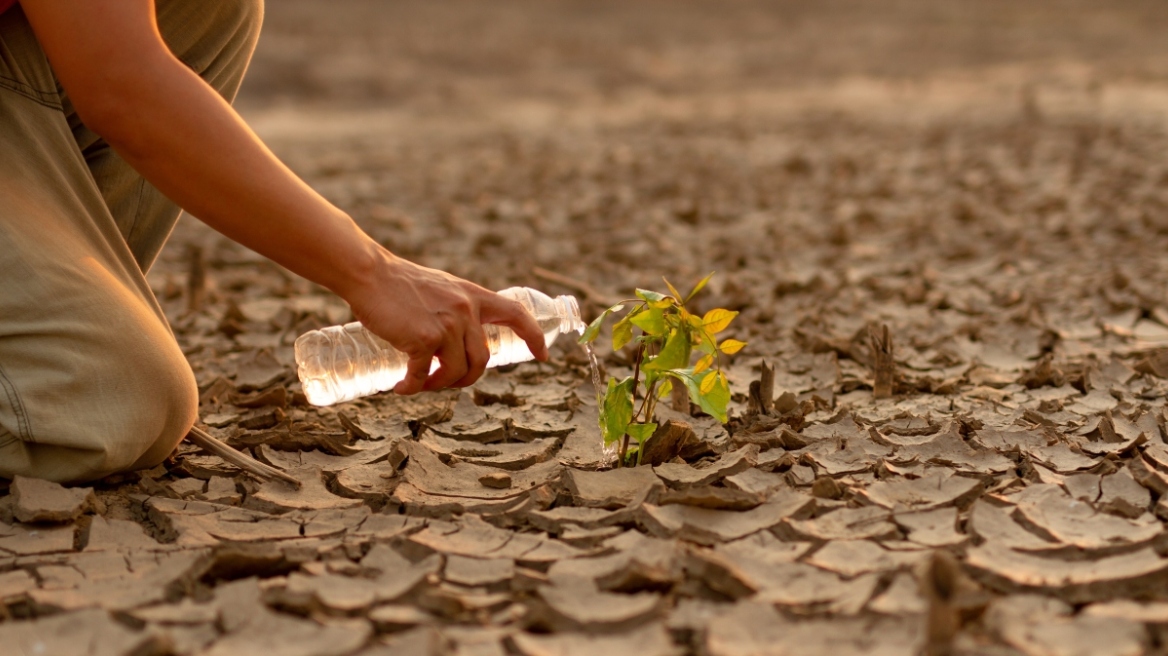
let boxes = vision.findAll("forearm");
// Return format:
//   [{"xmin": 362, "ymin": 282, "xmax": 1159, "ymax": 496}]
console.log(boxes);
[{"xmin": 87, "ymin": 52, "xmax": 381, "ymax": 297}]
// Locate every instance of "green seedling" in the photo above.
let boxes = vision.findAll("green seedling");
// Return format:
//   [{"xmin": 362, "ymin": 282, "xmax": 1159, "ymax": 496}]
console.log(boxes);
[{"xmin": 578, "ymin": 273, "xmax": 745, "ymax": 466}]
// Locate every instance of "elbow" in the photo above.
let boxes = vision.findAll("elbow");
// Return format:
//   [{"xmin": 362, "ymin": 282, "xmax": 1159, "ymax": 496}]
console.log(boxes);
[
  {"xmin": 65, "ymin": 53, "xmax": 177, "ymax": 159},
  {"xmin": 71, "ymin": 86, "xmax": 150, "ymax": 155}
]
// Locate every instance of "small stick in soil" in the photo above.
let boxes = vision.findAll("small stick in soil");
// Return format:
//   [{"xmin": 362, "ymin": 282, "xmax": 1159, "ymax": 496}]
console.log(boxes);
[
  {"xmin": 759, "ymin": 360, "xmax": 774, "ymax": 412},
  {"xmin": 186, "ymin": 244, "xmax": 205, "ymax": 315},
  {"xmin": 531, "ymin": 266, "xmax": 620, "ymax": 308},
  {"xmin": 747, "ymin": 360, "xmax": 775, "ymax": 415},
  {"xmin": 869, "ymin": 323, "xmax": 896, "ymax": 399},
  {"xmin": 670, "ymin": 377, "xmax": 690, "ymax": 413},
  {"xmin": 921, "ymin": 550, "xmax": 968, "ymax": 656},
  {"xmin": 187, "ymin": 425, "xmax": 301, "ymax": 487}
]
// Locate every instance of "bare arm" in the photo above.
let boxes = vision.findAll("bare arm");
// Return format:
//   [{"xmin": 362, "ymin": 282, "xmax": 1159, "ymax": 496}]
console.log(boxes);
[{"xmin": 20, "ymin": 0, "xmax": 548, "ymax": 393}]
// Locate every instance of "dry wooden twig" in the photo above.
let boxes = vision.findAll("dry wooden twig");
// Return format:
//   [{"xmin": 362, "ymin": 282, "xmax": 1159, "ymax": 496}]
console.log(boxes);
[
  {"xmin": 670, "ymin": 379, "xmax": 690, "ymax": 413},
  {"xmin": 187, "ymin": 425, "xmax": 301, "ymax": 488},
  {"xmin": 747, "ymin": 360, "xmax": 775, "ymax": 415},
  {"xmin": 922, "ymin": 550, "xmax": 961, "ymax": 656},
  {"xmin": 531, "ymin": 266, "xmax": 620, "ymax": 308},
  {"xmin": 869, "ymin": 324, "xmax": 896, "ymax": 399}
]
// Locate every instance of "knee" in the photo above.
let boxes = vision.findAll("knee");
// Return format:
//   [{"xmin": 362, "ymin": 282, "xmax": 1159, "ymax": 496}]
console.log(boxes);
[
  {"xmin": 10, "ymin": 327, "xmax": 199, "ymax": 483},
  {"xmin": 103, "ymin": 338, "xmax": 199, "ymax": 475}
]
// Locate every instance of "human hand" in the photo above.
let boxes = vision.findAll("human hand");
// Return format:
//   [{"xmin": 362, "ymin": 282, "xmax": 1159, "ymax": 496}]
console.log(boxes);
[{"xmin": 341, "ymin": 252, "xmax": 550, "ymax": 395}]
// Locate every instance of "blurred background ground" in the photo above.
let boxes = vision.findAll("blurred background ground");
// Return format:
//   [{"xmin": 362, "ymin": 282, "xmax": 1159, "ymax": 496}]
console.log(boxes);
[{"xmin": 161, "ymin": 0, "xmax": 1168, "ymax": 296}]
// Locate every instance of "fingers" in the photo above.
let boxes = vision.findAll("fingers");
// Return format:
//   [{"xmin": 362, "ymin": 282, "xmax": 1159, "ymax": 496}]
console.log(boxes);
[
  {"xmin": 450, "ymin": 323, "xmax": 490, "ymax": 388},
  {"xmin": 390, "ymin": 287, "xmax": 548, "ymax": 396},
  {"xmin": 394, "ymin": 350, "xmax": 435, "ymax": 395},
  {"xmin": 480, "ymin": 294, "xmax": 550, "ymax": 362},
  {"xmin": 422, "ymin": 323, "xmax": 471, "ymax": 392}
]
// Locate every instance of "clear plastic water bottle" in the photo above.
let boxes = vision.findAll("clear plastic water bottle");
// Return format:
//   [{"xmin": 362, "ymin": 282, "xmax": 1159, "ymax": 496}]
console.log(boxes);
[{"xmin": 294, "ymin": 287, "xmax": 583, "ymax": 406}]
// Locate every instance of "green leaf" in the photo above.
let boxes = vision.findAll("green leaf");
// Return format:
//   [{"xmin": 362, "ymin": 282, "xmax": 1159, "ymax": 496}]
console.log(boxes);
[
  {"xmin": 702, "ymin": 308, "xmax": 738, "ymax": 334},
  {"xmin": 629, "ymin": 307, "xmax": 666, "ymax": 336},
  {"xmin": 643, "ymin": 328, "xmax": 691, "ymax": 372},
  {"xmin": 626, "ymin": 422, "xmax": 657, "ymax": 445},
  {"xmin": 578, "ymin": 303, "xmax": 624, "ymax": 344},
  {"xmin": 719, "ymin": 338, "xmax": 747, "ymax": 355},
  {"xmin": 671, "ymin": 369, "xmax": 730, "ymax": 424},
  {"xmin": 662, "ymin": 277, "xmax": 683, "ymax": 301},
  {"xmin": 599, "ymin": 377, "xmax": 635, "ymax": 446},
  {"xmin": 656, "ymin": 378, "xmax": 673, "ymax": 399},
  {"xmin": 612, "ymin": 315, "xmax": 635, "ymax": 351},
  {"xmin": 685, "ymin": 271, "xmax": 715, "ymax": 303},
  {"xmin": 635, "ymin": 288, "xmax": 667, "ymax": 302}
]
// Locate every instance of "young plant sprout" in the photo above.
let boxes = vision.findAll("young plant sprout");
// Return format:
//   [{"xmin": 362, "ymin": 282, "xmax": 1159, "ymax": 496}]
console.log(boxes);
[{"xmin": 578, "ymin": 273, "xmax": 746, "ymax": 466}]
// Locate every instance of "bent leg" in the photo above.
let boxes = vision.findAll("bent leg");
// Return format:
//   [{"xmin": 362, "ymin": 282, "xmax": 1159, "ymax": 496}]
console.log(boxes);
[
  {"xmin": 64, "ymin": 0, "xmax": 264, "ymax": 273},
  {"xmin": 0, "ymin": 9, "xmax": 197, "ymax": 483}
]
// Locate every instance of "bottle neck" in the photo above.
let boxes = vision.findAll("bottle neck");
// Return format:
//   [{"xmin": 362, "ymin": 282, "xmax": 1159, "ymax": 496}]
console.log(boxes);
[{"xmin": 555, "ymin": 295, "xmax": 584, "ymax": 334}]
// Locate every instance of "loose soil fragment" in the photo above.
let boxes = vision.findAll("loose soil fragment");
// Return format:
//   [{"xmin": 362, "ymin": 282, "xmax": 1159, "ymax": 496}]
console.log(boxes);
[
  {"xmin": 639, "ymin": 492, "xmax": 814, "ymax": 545},
  {"xmin": 780, "ymin": 506, "xmax": 900, "ymax": 542},
  {"xmin": 420, "ymin": 430, "xmax": 558, "ymax": 470},
  {"xmin": 859, "ymin": 470, "xmax": 981, "ymax": 511},
  {"xmin": 479, "ymin": 472, "xmax": 512, "ymax": 489},
  {"xmin": 11, "ymin": 476, "xmax": 94, "ymax": 523},
  {"xmin": 653, "ymin": 445, "xmax": 758, "ymax": 488},
  {"xmin": 402, "ymin": 442, "xmax": 558, "ymax": 500},
  {"xmin": 248, "ymin": 466, "xmax": 366, "ymax": 513},
  {"xmin": 535, "ymin": 583, "xmax": 665, "ymax": 632},
  {"xmin": 0, "ymin": 607, "xmax": 170, "ymax": 656},
  {"xmin": 893, "ymin": 508, "xmax": 966, "ymax": 547},
  {"xmin": 510, "ymin": 624, "xmax": 676, "ymax": 656},
  {"xmin": 1012, "ymin": 484, "xmax": 1161, "ymax": 551},
  {"xmin": 0, "ymin": 523, "xmax": 75, "ymax": 555},
  {"xmin": 967, "ymin": 543, "xmax": 1168, "ymax": 603},
  {"xmin": 806, "ymin": 539, "xmax": 925, "ymax": 577},
  {"xmin": 986, "ymin": 594, "xmax": 1147, "ymax": 656},
  {"xmin": 564, "ymin": 466, "xmax": 660, "ymax": 509},
  {"xmin": 656, "ymin": 485, "xmax": 764, "ymax": 510},
  {"xmin": 968, "ymin": 498, "xmax": 1059, "ymax": 551}
]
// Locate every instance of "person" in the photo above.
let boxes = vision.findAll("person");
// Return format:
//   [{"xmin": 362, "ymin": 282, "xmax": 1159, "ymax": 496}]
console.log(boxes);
[{"xmin": 0, "ymin": 0, "xmax": 549, "ymax": 483}]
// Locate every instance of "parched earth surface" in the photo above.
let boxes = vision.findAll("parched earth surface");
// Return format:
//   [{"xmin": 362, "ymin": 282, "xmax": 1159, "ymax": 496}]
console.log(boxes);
[{"xmin": 7, "ymin": 1, "xmax": 1168, "ymax": 654}]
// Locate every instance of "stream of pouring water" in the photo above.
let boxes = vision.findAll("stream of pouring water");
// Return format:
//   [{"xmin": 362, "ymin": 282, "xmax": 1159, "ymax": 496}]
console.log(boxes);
[
  {"xmin": 581, "ymin": 342, "xmax": 604, "ymax": 404},
  {"xmin": 579, "ymin": 336, "xmax": 617, "ymax": 462}
]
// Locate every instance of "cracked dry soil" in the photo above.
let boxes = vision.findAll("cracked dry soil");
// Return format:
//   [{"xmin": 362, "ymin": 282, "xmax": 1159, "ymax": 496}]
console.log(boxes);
[{"xmin": 6, "ymin": 1, "xmax": 1168, "ymax": 654}]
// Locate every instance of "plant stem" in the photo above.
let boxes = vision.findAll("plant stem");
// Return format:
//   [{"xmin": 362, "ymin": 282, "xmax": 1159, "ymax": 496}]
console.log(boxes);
[
  {"xmin": 634, "ymin": 381, "xmax": 654, "ymax": 424},
  {"xmin": 630, "ymin": 343, "xmax": 643, "ymax": 405},
  {"xmin": 619, "ymin": 344, "xmax": 645, "ymax": 468},
  {"xmin": 628, "ymin": 379, "xmax": 659, "ymax": 469},
  {"xmin": 644, "ymin": 389, "xmax": 659, "ymax": 428}
]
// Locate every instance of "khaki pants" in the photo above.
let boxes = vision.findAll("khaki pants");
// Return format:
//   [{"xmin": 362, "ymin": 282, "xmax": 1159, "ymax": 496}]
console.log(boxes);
[{"xmin": 0, "ymin": 1, "xmax": 262, "ymax": 482}]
